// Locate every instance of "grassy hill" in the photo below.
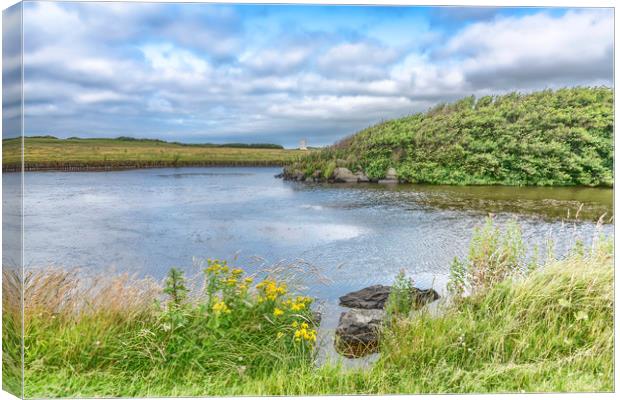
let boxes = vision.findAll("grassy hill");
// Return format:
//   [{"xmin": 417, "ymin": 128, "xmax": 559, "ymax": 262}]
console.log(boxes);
[
  {"xmin": 2, "ymin": 137, "xmax": 306, "ymax": 171},
  {"xmin": 289, "ymin": 87, "xmax": 613, "ymax": 187}
]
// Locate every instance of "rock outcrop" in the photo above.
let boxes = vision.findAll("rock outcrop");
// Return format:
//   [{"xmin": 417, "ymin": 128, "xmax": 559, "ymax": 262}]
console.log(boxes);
[
  {"xmin": 378, "ymin": 167, "xmax": 398, "ymax": 184},
  {"xmin": 339, "ymin": 285, "xmax": 440, "ymax": 310},
  {"xmin": 335, "ymin": 283, "xmax": 440, "ymax": 358},
  {"xmin": 339, "ymin": 285, "xmax": 392, "ymax": 309},
  {"xmin": 335, "ymin": 309, "xmax": 385, "ymax": 358},
  {"xmin": 333, "ymin": 167, "xmax": 358, "ymax": 183},
  {"xmin": 355, "ymin": 171, "xmax": 370, "ymax": 182}
]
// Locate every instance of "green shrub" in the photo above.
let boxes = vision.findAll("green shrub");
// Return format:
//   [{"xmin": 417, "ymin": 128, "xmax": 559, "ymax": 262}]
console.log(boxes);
[{"xmin": 293, "ymin": 87, "xmax": 613, "ymax": 187}]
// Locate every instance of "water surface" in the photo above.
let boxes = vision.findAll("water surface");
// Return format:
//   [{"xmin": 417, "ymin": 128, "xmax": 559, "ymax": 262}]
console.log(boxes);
[{"xmin": 16, "ymin": 167, "xmax": 612, "ymax": 292}]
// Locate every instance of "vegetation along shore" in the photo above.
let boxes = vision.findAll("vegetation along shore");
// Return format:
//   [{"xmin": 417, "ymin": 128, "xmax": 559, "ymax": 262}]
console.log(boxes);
[
  {"xmin": 2, "ymin": 137, "xmax": 307, "ymax": 172},
  {"xmin": 4, "ymin": 220, "xmax": 612, "ymax": 396},
  {"xmin": 282, "ymin": 87, "xmax": 613, "ymax": 187},
  {"xmin": 4, "ymin": 88, "xmax": 612, "ymax": 186}
]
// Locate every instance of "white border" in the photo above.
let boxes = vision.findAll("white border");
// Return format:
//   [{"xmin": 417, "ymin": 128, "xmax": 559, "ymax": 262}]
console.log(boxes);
[{"xmin": 0, "ymin": 1, "xmax": 616, "ymax": 400}]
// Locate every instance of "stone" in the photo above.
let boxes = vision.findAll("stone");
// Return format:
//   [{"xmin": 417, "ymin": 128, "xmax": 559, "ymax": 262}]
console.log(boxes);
[
  {"xmin": 333, "ymin": 167, "xmax": 358, "ymax": 183},
  {"xmin": 355, "ymin": 171, "xmax": 370, "ymax": 182},
  {"xmin": 385, "ymin": 167, "xmax": 397, "ymax": 180},
  {"xmin": 379, "ymin": 167, "xmax": 398, "ymax": 184},
  {"xmin": 339, "ymin": 285, "xmax": 440, "ymax": 310},
  {"xmin": 339, "ymin": 284, "xmax": 391, "ymax": 309},
  {"xmin": 335, "ymin": 308, "xmax": 385, "ymax": 357}
]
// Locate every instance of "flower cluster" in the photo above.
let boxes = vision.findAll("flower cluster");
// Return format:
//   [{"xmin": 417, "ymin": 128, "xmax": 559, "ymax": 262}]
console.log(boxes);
[
  {"xmin": 212, "ymin": 300, "xmax": 231, "ymax": 315},
  {"xmin": 292, "ymin": 321, "xmax": 317, "ymax": 343},
  {"xmin": 283, "ymin": 295, "xmax": 313, "ymax": 312},
  {"xmin": 201, "ymin": 259, "xmax": 318, "ymax": 347},
  {"xmin": 256, "ymin": 279, "xmax": 287, "ymax": 302},
  {"xmin": 206, "ymin": 259, "xmax": 229, "ymax": 275}
]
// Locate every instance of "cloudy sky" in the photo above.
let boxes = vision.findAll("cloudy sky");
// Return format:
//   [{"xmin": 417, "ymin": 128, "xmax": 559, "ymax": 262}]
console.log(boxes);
[{"xmin": 10, "ymin": 2, "xmax": 616, "ymax": 146}]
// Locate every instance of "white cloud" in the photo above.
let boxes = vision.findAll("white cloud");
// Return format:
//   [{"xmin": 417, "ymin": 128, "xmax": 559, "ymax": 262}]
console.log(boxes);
[
  {"xmin": 141, "ymin": 44, "xmax": 211, "ymax": 82},
  {"xmin": 17, "ymin": 3, "xmax": 614, "ymax": 146},
  {"xmin": 443, "ymin": 9, "xmax": 613, "ymax": 88}
]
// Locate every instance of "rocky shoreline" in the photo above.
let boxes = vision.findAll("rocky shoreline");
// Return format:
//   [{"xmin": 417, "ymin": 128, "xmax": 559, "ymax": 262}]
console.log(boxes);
[{"xmin": 276, "ymin": 165, "xmax": 400, "ymax": 184}]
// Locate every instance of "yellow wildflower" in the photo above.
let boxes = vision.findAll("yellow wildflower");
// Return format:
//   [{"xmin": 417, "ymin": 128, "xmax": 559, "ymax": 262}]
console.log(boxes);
[
  {"xmin": 273, "ymin": 308, "xmax": 284, "ymax": 317},
  {"xmin": 257, "ymin": 279, "xmax": 287, "ymax": 301},
  {"xmin": 293, "ymin": 324, "xmax": 317, "ymax": 344},
  {"xmin": 212, "ymin": 300, "xmax": 231, "ymax": 315}
]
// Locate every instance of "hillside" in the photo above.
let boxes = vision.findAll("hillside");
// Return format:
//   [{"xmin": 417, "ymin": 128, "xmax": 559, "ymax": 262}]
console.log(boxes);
[
  {"xmin": 287, "ymin": 87, "xmax": 613, "ymax": 187},
  {"xmin": 2, "ymin": 137, "xmax": 305, "ymax": 171}
]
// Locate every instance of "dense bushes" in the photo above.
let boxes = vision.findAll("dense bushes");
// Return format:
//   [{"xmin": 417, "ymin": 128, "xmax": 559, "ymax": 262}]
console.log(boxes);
[{"xmin": 291, "ymin": 87, "xmax": 613, "ymax": 186}]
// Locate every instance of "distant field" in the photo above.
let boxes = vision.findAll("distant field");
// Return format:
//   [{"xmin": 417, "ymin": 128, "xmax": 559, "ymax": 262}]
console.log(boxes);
[{"xmin": 2, "ymin": 137, "xmax": 308, "ymax": 171}]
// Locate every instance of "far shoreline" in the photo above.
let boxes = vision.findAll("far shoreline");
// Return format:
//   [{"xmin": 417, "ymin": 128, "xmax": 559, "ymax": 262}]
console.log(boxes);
[
  {"xmin": 2, "ymin": 161, "xmax": 287, "ymax": 173},
  {"xmin": 4, "ymin": 163, "xmax": 614, "ymax": 191}
]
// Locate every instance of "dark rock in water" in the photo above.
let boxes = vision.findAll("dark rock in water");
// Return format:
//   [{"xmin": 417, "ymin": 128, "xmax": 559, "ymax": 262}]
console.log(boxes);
[
  {"xmin": 339, "ymin": 285, "xmax": 440, "ymax": 310},
  {"xmin": 333, "ymin": 167, "xmax": 358, "ymax": 183},
  {"xmin": 339, "ymin": 285, "xmax": 392, "ymax": 309},
  {"xmin": 335, "ymin": 308, "xmax": 385, "ymax": 358},
  {"xmin": 278, "ymin": 167, "xmax": 308, "ymax": 182}
]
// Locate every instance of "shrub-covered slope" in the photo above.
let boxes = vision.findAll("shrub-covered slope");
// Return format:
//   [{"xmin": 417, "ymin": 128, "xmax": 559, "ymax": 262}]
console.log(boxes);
[{"xmin": 291, "ymin": 87, "xmax": 613, "ymax": 186}]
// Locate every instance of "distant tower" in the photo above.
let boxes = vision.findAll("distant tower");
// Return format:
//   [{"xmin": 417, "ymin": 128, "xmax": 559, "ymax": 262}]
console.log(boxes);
[{"xmin": 299, "ymin": 138, "xmax": 308, "ymax": 150}]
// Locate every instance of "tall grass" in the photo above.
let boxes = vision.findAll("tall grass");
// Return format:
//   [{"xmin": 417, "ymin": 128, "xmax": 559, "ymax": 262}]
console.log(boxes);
[
  {"xmin": 19, "ymin": 261, "xmax": 318, "ymax": 397},
  {"xmin": 7, "ymin": 220, "xmax": 613, "ymax": 397},
  {"xmin": 378, "ymin": 220, "xmax": 613, "ymax": 393}
]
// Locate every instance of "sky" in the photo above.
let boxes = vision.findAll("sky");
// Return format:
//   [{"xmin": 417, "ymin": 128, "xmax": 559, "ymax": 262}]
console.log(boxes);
[{"xmin": 3, "ymin": 2, "xmax": 615, "ymax": 147}]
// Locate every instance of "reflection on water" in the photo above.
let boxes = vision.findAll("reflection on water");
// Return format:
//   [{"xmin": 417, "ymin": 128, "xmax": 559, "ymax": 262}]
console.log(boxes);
[{"xmin": 302, "ymin": 182, "xmax": 613, "ymax": 222}]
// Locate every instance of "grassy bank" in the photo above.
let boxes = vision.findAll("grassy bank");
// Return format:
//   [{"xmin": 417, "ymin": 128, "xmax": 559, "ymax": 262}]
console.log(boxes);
[
  {"xmin": 4, "ymin": 221, "xmax": 613, "ymax": 397},
  {"xmin": 288, "ymin": 87, "xmax": 613, "ymax": 187},
  {"xmin": 2, "ymin": 137, "xmax": 308, "ymax": 171}
]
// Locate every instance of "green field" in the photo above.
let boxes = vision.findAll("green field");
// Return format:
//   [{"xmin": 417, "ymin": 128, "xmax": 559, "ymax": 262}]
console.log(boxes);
[
  {"xmin": 2, "ymin": 137, "xmax": 308, "ymax": 171},
  {"xmin": 4, "ymin": 220, "xmax": 612, "ymax": 397},
  {"xmin": 288, "ymin": 87, "xmax": 613, "ymax": 187}
]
